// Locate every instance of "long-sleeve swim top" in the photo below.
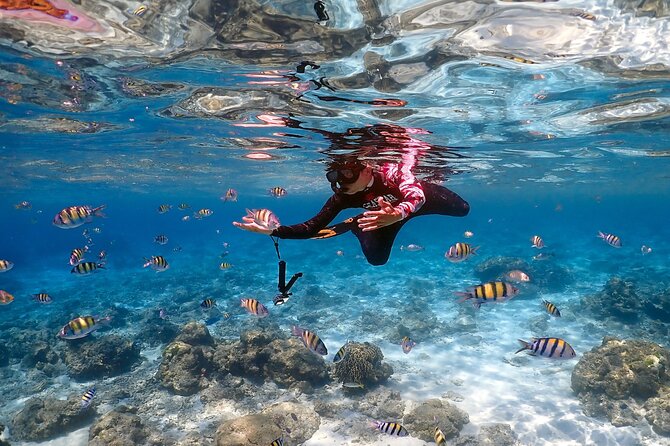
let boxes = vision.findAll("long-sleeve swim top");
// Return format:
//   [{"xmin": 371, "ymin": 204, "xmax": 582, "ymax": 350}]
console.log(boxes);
[{"xmin": 271, "ymin": 163, "xmax": 426, "ymax": 239}]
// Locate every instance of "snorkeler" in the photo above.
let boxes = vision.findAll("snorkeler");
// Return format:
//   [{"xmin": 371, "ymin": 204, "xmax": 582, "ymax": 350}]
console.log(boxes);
[{"xmin": 233, "ymin": 159, "xmax": 469, "ymax": 266}]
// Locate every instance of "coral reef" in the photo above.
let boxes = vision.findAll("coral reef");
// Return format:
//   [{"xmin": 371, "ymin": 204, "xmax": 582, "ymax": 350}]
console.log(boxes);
[
  {"xmin": 215, "ymin": 400, "xmax": 320, "ymax": 446},
  {"xmin": 403, "ymin": 399, "xmax": 469, "ymax": 442},
  {"xmin": 11, "ymin": 394, "xmax": 95, "ymax": 441},
  {"xmin": 212, "ymin": 327, "xmax": 330, "ymax": 392},
  {"xmin": 157, "ymin": 322, "xmax": 215, "ymax": 395},
  {"xmin": 571, "ymin": 336, "xmax": 670, "ymax": 433},
  {"xmin": 88, "ymin": 406, "xmax": 163, "ymax": 446},
  {"xmin": 333, "ymin": 342, "xmax": 393, "ymax": 388},
  {"xmin": 63, "ymin": 335, "xmax": 141, "ymax": 379},
  {"xmin": 453, "ymin": 423, "xmax": 521, "ymax": 446}
]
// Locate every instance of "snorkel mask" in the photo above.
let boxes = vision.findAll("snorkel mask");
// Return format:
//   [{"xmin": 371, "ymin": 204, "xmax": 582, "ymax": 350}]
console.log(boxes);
[{"xmin": 327, "ymin": 162, "xmax": 365, "ymax": 193}]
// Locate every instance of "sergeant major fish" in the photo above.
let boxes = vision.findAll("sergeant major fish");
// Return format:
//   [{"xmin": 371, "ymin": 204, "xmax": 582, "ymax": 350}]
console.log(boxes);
[
  {"xmin": 194, "ymin": 208, "xmax": 214, "ymax": 219},
  {"xmin": 69, "ymin": 247, "xmax": 87, "ymax": 266},
  {"xmin": 445, "ymin": 242, "xmax": 479, "ymax": 262},
  {"xmin": 542, "ymin": 299, "xmax": 561, "ymax": 317},
  {"xmin": 598, "ymin": 231, "xmax": 621, "ymax": 248},
  {"xmin": 240, "ymin": 298, "xmax": 269, "ymax": 317},
  {"xmin": 269, "ymin": 187, "xmax": 287, "ymax": 198},
  {"xmin": 371, "ymin": 421, "xmax": 408, "ymax": 437},
  {"xmin": 247, "ymin": 208, "xmax": 280, "ymax": 231},
  {"xmin": 154, "ymin": 235, "xmax": 168, "ymax": 245},
  {"xmin": 291, "ymin": 326, "xmax": 327, "ymax": 355},
  {"xmin": 455, "ymin": 281, "xmax": 519, "ymax": 309},
  {"xmin": 58, "ymin": 315, "xmax": 111, "ymax": 340},
  {"xmin": 333, "ymin": 342, "xmax": 349, "ymax": 363},
  {"xmin": 515, "ymin": 337, "xmax": 576, "ymax": 359},
  {"xmin": 222, "ymin": 188, "xmax": 238, "ymax": 202},
  {"xmin": 435, "ymin": 426, "xmax": 447, "ymax": 446},
  {"xmin": 81, "ymin": 386, "xmax": 96, "ymax": 409},
  {"xmin": 53, "ymin": 205, "xmax": 105, "ymax": 229},
  {"xmin": 0, "ymin": 259, "xmax": 13, "ymax": 272},
  {"xmin": 143, "ymin": 256, "xmax": 169, "ymax": 272},
  {"xmin": 531, "ymin": 235, "xmax": 544, "ymax": 249},
  {"xmin": 32, "ymin": 293, "xmax": 52, "ymax": 304},
  {"xmin": 71, "ymin": 262, "xmax": 105, "ymax": 275}
]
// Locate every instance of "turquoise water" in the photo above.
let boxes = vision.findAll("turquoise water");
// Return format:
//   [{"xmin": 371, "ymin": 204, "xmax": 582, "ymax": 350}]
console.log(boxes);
[{"xmin": 2, "ymin": 1, "xmax": 670, "ymax": 445}]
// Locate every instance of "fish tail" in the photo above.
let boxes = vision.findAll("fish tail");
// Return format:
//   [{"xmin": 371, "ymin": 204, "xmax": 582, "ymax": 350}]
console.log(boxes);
[
  {"xmin": 99, "ymin": 316, "xmax": 112, "ymax": 325},
  {"xmin": 97, "ymin": 263, "xmax": 106, "ymax": 269},
  {"xmin": 245, "ymin": 208, "xmax": 254, "ymax": 217},
  {"xmin": 471, "ymin": 245, "xmax": 480, "ymax": 255},
  {"xmin": 597, "ymin": 231, "xmax": 605, "ymax": 239},
  {"xmin": 515, "ymin": 339, "xmax": 531, "ymax": 354},
  {"xmin": 92, "ymin": 205, "xmax": 106, "ymax": 218},
  {"xmin": 290, "ymin": 325, "xmax": 303, "ymax": 337},
  {"xmin": 369, "ymin": 421, "xmax": 381, "ymax": 430},
  {"xmin": 454, "ymin": 291, "xmax": 471, "ymax": 303}
]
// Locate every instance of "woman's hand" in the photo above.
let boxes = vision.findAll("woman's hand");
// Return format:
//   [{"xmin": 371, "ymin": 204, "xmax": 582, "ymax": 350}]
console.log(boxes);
[
  {"xmin": 232, "ymin": 216, "xmax": 273, "ymax": 235},
  {"xmin": 357, "ymin": 197, "xmax": 404, "ymax": 232}
]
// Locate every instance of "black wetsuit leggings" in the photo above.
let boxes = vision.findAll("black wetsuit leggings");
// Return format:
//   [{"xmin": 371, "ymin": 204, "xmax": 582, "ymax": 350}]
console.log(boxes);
[{"xmin": 350, "ymin": 182, "xmax": 470, "ymax": 266}]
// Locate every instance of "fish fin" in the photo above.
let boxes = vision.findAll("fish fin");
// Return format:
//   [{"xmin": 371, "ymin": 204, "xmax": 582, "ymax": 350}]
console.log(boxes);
[
  {"xmin": 92, "ymin": 205, "xmax": 106, "ymax": 218},
  {"xmin": 245, "ymin": 208, "xmax": 254, "ymax": 217},
  {"xmin": 471, "ymin": 246, "xmax": 480, "ymax": 255},
  {"xmin": 597, "ymin": 231, "xmax": 605, "ymax": 239},
  {"xmin": 97, "ymin": 263, "xmax": 106, "ymax": 269},
  {"xmin": 454, "ymin": 292, "xmax": 471, "ymax": 303},
  {"xmin": 515, "ymin": 339, "xmax": 530, "ymax": 354},
  {"xmin": 290, "ymin": 325, "xmax": 303, "ymax": 337}
]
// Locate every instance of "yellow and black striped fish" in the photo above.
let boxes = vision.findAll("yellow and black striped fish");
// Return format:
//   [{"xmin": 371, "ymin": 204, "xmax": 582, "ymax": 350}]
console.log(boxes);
[
  {"xmin": 531, "ymin": 235, "xmax": 544, "ymax": 249},
  {"xmin": 333, "ymin": 342, "xmax": 349, "ymax": 363},
  {"xmin": 132, "ymin": 5, "xmax": 148, "ymax": 16},
  {"xmin": 455, "ymin": 281, "xmax": 519, "ymax": 309},
  {"xmin": 291, "ymin": 326, "xmax": 327, "ymax": 355},
  {"xmin": 240, "ymin": 298, "xmax": 268, "ymax": 317},
  {"xmin": 81, "ymin": 386, "xmax": 96, "ymax": 409},
  {"xmin": 200, "ymin": 298, "xmax": 216, "ymax": 309},
  {"xmin": 515, "ymin": 337, "xmax": 576, "ymax": 359},
  {"xmin": 53, "ymin": 205, "xmax": 105, "ymax": 229},
  {"xmin": 157, "ymin": 204, "xmax": 172, "ymax": 214},
  {"xmin": 69, "ymin": 247, "xmax": 87, "ymax": 266},
  {"xmin": 445, "ymin": 242, "xmax": 479, "ymax": 262},
  {"xmin": 269, "ymin": 186, "xmax": 287, "ymax": 198},
  {"xmin": 0, "ymin": 259, "xmax": 14, "ymax": 272},
  {"xmin": 504, "ymin": 55, "xmax": 537, "ymax": 64},
  {"xmin": 571, "ymin": 10, "xmax": 595, "ymax": 21},
  {"xmin": 58, "ymin": 315, "xmax": 111, "ymax": 339},
  {"xmin": 143, "ymin": 255, "xmax": 169, "ymax": 272},
  {"xmin": 246, "ymin": 208, "xmax": 280, "ymax": 231},
  {"xmin": 542, "ymin": 299, "xmax": 561, "ymax": 317},
  {"xmin": 177, "ymin": 203, "xmax": 190, "ymax": 210},
  {"xmin": 219, "ymin": 262, "xmax": 232, "ymax": 270},
  {"xmin": 372, "ymin": 421, "xmax": 409, "ymax": 437},
  {"xmin": 194, "ymin": 208, "xmax": 214, "ymax": 219},
  {"xmin": 598, "ymin": 231, "xmax": 621, "ymax": 248},
  {"xmin": 269, "ymin": 436, "xmax": 284, "ymax": 446},
  {"xmin": 434, "ymin": 426, "xmax": 447, "ymax": 446},
  {"xmin": 32, "ymin": 293, "xmax": 52, "ymax": 304},
  {"xmin": 71, "ymin": 262, "xmax": 104, "ymax": 275}
]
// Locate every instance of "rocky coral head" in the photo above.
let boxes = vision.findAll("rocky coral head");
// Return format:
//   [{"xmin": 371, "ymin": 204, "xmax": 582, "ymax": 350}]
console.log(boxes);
[{"xmin": 333, "ymin": 341, "xmax": 393, "ymax": 388}]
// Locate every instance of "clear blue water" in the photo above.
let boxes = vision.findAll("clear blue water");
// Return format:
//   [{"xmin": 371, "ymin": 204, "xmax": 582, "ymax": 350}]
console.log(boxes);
[{"xmin": 2, "ymin": 1, "xmax": 670, "ymax": 445}]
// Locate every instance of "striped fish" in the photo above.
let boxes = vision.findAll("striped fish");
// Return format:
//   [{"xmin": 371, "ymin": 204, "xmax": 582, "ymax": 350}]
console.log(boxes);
[
  {"xmin": 81, "ymin": 386, "xmax": 96, "ymax": 409},
  {"xmin": 531, "ymin": 235, "xmax": 544, "ymax": 249},
  {"xmin": 194, "ymin": 208, "xmax": 214, "ymax": 219},
  {"xmin": 434, "ymin": 426, "xmax": 447, "ymax": 446},
  {"xmin": 0, "ymin": 259, "xmax": 13, "ymax": 272},
  {"xmin": 515, "ymin": 337, "xmax": 576, "ymax": 359},
  {"xmin": 132, "ymin": 5, "xmax": 148, "ymax": 16},
  {"xmin": 157, "ymin": 204, "xmax": 172, "ymax": 214},
  {"xmin": 598, "ymin": 231, "xmax": 621, "ymax": 248},
  {"xmin": 200, "ymin": 298, "xmax": 216, "ymax": 309},
  {"xmin": 269, "ymin": 186, "xmax": 287, "ymax": 198},
  {"xmin": 246, "ymin": 208, "xmax": 280, "ymax": 231},
  {"xmin": 69, "ymin": 247, "xmax": 87, "ymax": 266},
  {"xmin": 71, "ymin": 262, "xmax": 105, "ymax": 275},
  {"xmin": 0, "ymin": 290, "xmax": 14, "ymax": 305},
  {"xmin": 445, "ymin": 242, "xmax": 479, "ymax": 262},
  {"xmin": 154, "ymin": 235, "xmax": 168, "ymax": 245},
  {"xmin": 571, "ymin": 10, "xmax": 595, "ymax": 20},
  {"xmin": 223, "ymin": 188, "xmax": 238, "ymax": 202},
  {"xmin": 58, "ymin": 315, "xmax": 111, "ymax": 340},
  {"xmin": 542, "ymin": 299, "xmax": 561, "ymax": 317},
  {"xmin": 32, "ymin": 293, "xmax": 52, "ymax": 304},
  {"xmin": 333, "ymin": 342, "xmax": 349, "ymax": 363},
  {"xmin": 371, "ymin": 421, "xmax": 408, "ymax": 437},
  {"xmin": 53, "ymin": 205, "xmax": 106, "ymax": 229},
  {"xmin": 240, "ymin": 298, "xmax": 269, "ymax": 317},
  {"xmin": 291, "ymin": 326, "xmax": 327, "ymax": 355},
  {"xmin": 219, "ymin": 262, "xmax": 232, "ymax": 270},
  {"xmin": 143, "ymin": 256, "xmax": 169, "ymax": 272},
  {"xmin": 177, "ymin": 203, "xmax": 190, "ymax": 210},
  {"xmin": 455, "ymin": 281, "xmax": 519, "ymax": 309},
  {"xmin": 504, "ymin": 55, "xmax": 537, "ymax": 64},
  {"xmin": 269, "ymin": 436, "xmax": 284, "ymax": 446}
]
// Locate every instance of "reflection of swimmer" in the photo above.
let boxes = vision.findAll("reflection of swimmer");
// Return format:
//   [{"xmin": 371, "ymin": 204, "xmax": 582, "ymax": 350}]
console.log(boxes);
[
  {"xmin": 1, "ymin": 0, "xmax": 78, "ymax": 20},
  {"xmin": 233, "ymin": 159, "xmax": 469, "ymax": 266}
]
